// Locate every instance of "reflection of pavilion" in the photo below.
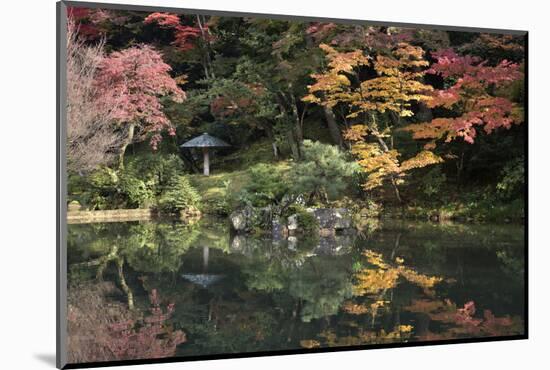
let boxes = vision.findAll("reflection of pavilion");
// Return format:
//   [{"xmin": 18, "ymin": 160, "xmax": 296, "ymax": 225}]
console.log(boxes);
[{"xmin": 181, "ymin": 246, "xmax": 224, "ymax": 288}]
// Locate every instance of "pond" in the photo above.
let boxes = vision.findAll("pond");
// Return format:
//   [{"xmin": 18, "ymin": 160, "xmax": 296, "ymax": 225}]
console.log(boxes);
[{"xmin": 66, "ymin": 217, "xmax": 525, "ymax": 363}]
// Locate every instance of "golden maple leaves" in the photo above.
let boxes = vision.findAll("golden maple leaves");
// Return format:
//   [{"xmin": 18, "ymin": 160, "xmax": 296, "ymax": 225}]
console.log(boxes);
[
  {"xmin": 299, "ymin": 250, "xmax": 445, "ymax": 349},
  {"xmin": 353, "ymin": 250, "xmax": 443, "ymax": 297},
  {"xmin": 344, "ymin": 127, "xmax": 443, "ymax": 191},
  {"xmin": 304, "ymin": 42, "xmax": 433, "ymax": 117},
  {"xmin": 304, "ymin": 42, "xmax": 441, "ymax": 193}
]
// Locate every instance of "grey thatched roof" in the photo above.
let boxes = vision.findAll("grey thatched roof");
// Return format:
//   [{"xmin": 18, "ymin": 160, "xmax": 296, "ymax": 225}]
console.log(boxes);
[{"xmin": 180, "ymin": 133, "xmax": 230, "ymax": 148}]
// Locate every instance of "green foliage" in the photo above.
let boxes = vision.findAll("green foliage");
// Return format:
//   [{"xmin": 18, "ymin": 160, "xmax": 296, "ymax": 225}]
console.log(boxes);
[
  {"xmin": 83, "ymin": 167, "xmax": 120, "ymax": 210},
  {"xmin": 189, "ymin": 169, "xmax": 249, "ymax": 214},
  {"xmin": 290, "ymin": 140, "xmax": 359, "ymax": 203},
  {"xmin": 496, "ymin": 158, "xmax": 524, "ymax": 200},
  {"xmin": 118, "ymin": 173, "xmax": 154, "ymax": 208},
  {"xmin": 124, "ymin": 153, "xmax": 183, "ymax": 195},
  {"xmin": 88, "ymin": 166, "xmax": 119, "ymax": 190},
  {"xmin": 286, "ymin": 204, "xmax": 319, "ymax": 234},
  {"xmin": 158, "ymin": 176, "xmax": 201, "ymax": 214},
  {"xmin": 123, "ymin": 222, "xmax": 200, "ymax": 273},
  {"xmin": 235, "ymin": 163, "xmax": 290, "ymax": 207},
  {"xmin": 67, "ymin": 13, "xmax": 525, "ymax": 222},
  {"xmin": 421, "ymin": 166, "xmax": 447, "ymax": 197},
  {"xmin": 401, "ymin": 186, "xmax": 524, "ymax": 223},
  {"xmin": 68, "ymin": 153, "xmax": 197, "ymax": 211}
]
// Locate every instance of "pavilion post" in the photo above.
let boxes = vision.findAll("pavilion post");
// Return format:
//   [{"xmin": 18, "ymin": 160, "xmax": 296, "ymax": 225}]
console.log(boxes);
[{"xmin": 203, "ymin": 147, "xmax": 210, "ymax": 176}]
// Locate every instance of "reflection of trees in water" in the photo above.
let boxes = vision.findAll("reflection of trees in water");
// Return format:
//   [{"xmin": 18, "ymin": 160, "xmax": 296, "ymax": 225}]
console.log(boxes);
[
  {"xmin": 235, "ymin": 235, "xmax": 355, "ymax": 323},
  {"xmin": 67, "ymin": 281, "xmax": 185, "ymax": 364},
  {"xmin": 301, "ymin": 246, "xmax": 523, "ymax": 348},
  {"xmin": 69, "ymin": 221, "xmax": 201, "ymax": 308},
  {"xmin": 403, "ymin": 298, "xmax": 523, "ymax": 341},
  {"xmin": 67, "ymin": 219, "xmax": 525, "ymax": 356},
  {"xmin": 67, "ymin": 222, "xmax": 201, "ymax": 363}
]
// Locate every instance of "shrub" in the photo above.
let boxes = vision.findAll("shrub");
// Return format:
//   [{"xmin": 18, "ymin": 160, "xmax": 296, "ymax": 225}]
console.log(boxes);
[
  {"xmin": 70, "ymin": 154, "xmax": 188, "ymax": 210},
  {"xmin": 496, "ymin": 158, "xmax": 524, "ymax": 200},
  {"xmin": 158, "ymin": 176, "xmax": 201, "ymax": 214},
  {"xmin": 83, "ymin": 167, "xmax": 120, "ymax": 210},
  {"xmin": 286, "ymin": 204, "xmax": 319, "ymax": 234},
  {"xmin": 118, "ymin": 174, "xmax": 154, "ymax": 208},
  {"xmin": 233, "ymin": 163, "xmax": 290, "ymax": 208},
  {"xmin": 296, "ymin": 209, "xmax": 319, "ymax": 234},
  {"xmin": 124, "ymin": 153, "xmax": 183, "ymax": 195},
  {"xmin": 88, "ymin": 166, "xmax": 119, "ymax": 191},
  {"xmin": 421, "ymin": 166, "xmax": 447, "ymax": 197},
  {"xmin": 289, "ymin": 140, "xmax": 359, "ymax": 204}
]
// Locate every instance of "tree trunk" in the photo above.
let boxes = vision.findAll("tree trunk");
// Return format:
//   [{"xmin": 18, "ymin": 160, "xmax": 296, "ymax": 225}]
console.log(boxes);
[
  {"xmin": 118, "ymin": 123, "xmax": 135, "ymax": 170},
  {"xmin": 373, "ymin": 124, "xmax": 403, "ymax": 205},
  {"xmin": 196, "ymin": 15, "xmax": 215, "ymax": 80},
  {"xmin": 323, "ymin": 106, "xmax": 343, "ymax": 147},
  {"xmin": 456, "ymin": 151, "xmax": 465, "ymax": 188},
  {"xmin": 264, "ymin": 122, "xmax": 279, "ymax": 158},
  {"xmin": 390, "ymin": 177, "xmax": 403, "ymax": 204},
  {"xmin": 287, "ymin": 129, "xmax": 300, "ymax": 160},
  {"xmin": 116, "ymin": 257, "xmax": 134, "ymax": 310}
]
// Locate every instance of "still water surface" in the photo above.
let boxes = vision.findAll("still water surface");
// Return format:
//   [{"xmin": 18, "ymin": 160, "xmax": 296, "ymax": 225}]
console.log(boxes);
[{"xmin": 67, "ymin": 217, "xmax": 525, "ymax": 362}]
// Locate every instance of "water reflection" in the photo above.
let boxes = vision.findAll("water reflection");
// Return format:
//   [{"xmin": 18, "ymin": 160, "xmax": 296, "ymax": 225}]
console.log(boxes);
[
  {"xmin": 181, "ymin": 246, "xmax": 225, "ymax": 288},
  {"xmin": 67, "ymin": 218, "xmax": 525, "ymax": 363}
]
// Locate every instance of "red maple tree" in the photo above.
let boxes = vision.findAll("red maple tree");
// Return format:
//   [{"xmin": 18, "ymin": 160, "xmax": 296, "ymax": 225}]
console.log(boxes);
[
  {"xmin": 95, "ymin": 45, "xmax": 185, "ymax": 162},
  {"xmin": 144, "ymin": 12, "xmax": 205, "ymax": 51},
  {"xmin": 405, "ymin": 48, "xmax": 523, "ymax": 147}
]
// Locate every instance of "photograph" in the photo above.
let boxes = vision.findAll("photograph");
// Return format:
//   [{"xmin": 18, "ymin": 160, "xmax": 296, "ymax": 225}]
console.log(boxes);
[{"xmin": 59, "ymin": 1, "xmax": 527, "ymax": 367}]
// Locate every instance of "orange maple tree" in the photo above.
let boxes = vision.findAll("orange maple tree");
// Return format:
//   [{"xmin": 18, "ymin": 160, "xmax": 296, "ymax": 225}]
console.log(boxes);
[{"xmin": 304, "ymin": 42, "xmax": 442, "ymax": 200}]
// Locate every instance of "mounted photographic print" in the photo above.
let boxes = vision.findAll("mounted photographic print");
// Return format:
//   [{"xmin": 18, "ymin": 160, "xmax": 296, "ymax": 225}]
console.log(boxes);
[{"xmin": 56, "ymin": 1, "xmax": 528, "ymax": 368}]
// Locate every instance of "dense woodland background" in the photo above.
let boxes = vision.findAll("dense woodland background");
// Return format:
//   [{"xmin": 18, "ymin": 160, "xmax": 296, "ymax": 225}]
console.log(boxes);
[{"xmin": 67, "ymin": 6, "xmax": 526, "ymax": 222}]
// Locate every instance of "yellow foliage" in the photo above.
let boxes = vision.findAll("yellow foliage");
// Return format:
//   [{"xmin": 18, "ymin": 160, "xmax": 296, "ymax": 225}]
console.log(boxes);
[
  {"xmin": 318, "ymin": 324, "xmax": 415, "ymax": 347},
  {"xmin": 400, "ymin": 151, "xmax": 443, "ymax": 172},
  {"xmin": 299, "ymin": 339, "xmax": 321, "ymax": 349},
  {"xmin": 351, "ymin": 143, "xmax": 402, "ymax": 191},
  {"xmin": 364, "ymin": 250, "xmax": 390, "ymax": 269},
  {"xmin": 399, "ymin": 268, "xmax": 443, "ymax": 289},
  {"xmin": 353, "ymin": 250, "xmax": 443, "ymax": 297},
  {"xmin": 402, "ymin": 118, "xmax": 456, "ymax": 143},
  {"xmin": 342, "ymin": 301, "xmax": 371, "ymax": 315},
  {"xmin": 343, "ymin": 125, "xmax": 369, "ymax": 142},
  {"xmin": 304, "ymin": 42, "xmax": 432, "ymax": 117},
  {"xmin": 353, "ymin": 268, "xmax": 400, "ymax": 296},
  {"xmin": 304, "ymin": 42, "xmax": 439, "ymax": 193}
]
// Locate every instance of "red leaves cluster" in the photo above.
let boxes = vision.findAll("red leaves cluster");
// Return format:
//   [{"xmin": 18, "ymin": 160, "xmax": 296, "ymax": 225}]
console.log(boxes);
[
  {"xmin": 67, "ymin": 7, "xmax": 103, "ymax": 39},
  {"xmin": 68, "ymin": 283, "xmax": 186, "ymax": 363},
  {"xmin": 405, "ymin": 298, "xmax": 523, "ymax": 340},
  {"xmin": 428, "ymin": 49, "xmax": 521, "ymax": 91},
  {"xmin": 454, "ymin": 301, "xmax": 518, "ymax": 336},
  {"xmin": 455, "ymin": 300, "xmax": 481, "ymax": 325},
  {"xmin": 95, "ymin": 44, "xmax": 185, "ymax": 150},
  {"xmin": 144, "ymin": 12, "xmax": 205, "ymax": 51},
  {"xmin": 143, "ymin": 12, "xmax": 180, "ymax": 28},
  {"xmin": 104, "ymin": 289, "xmax": 186, "ymax": 360},
  {"xmin": 405, "ymin": 48, "xmax": 523, "ymax": 146},
  {"xmin": 172, "ymin": 26, "xmax": 203, "ymax": 51},
  {"xmin": 306, "ymin": 22, "xmax": 337, "ymax": 43},
  {"xmin": 67, "ymin": 7, "xmax": 126, "ymax": 38}
]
